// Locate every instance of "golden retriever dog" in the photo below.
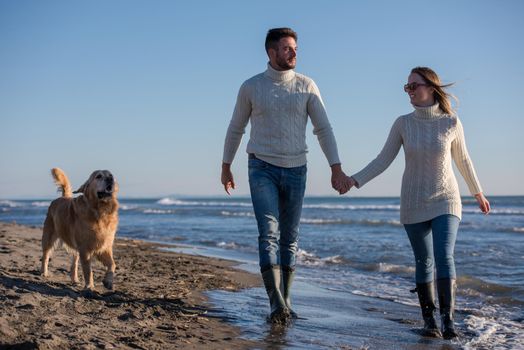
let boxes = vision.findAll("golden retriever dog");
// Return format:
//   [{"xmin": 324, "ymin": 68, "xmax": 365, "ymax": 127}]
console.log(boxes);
[{"xmin": 41, "ymin": 168, "xmax": 119, "ymax": 290}]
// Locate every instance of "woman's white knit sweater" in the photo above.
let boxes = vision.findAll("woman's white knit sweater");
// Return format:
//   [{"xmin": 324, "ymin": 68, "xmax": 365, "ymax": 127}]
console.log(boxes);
[
  {"xmin": 352, "ymin": 104, "xmax": 483, "ymax": 224},
  {"xmin": 222, "ymin": 64, "xmax": 340, "ymax": 168}
]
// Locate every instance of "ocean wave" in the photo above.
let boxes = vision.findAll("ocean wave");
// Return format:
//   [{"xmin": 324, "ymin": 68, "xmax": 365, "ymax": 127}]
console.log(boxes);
[
  {"xmin": 219, "ymin": 211, "xmax": 402, "ymax": 228},
  {"xmin": 376, "ymin": 262, "xmax": 415, "ymax": 275},
  {"xmin": 300, "ymin": 217, "xmax": 401, "ymax": 227},
  {"xmin": 217, "ymin": 241, "xmax": 238, "ymax": 249},
  {"xmin": 497, "ymin": 227, "xmax": 524, "ymax": 234},
  {"xmin": 353, "ymin": 261, "xmax": 415, "ymax": 275},
  {"xmin": 143, "ymin": 209, "xmax": 175, "ymax": 215},
  {"xmin": 458, "ymin": 275, "xmax": 518, "ymax": 296},
  {"xmin": 463, "ymin": 309, "xmax": 524, "ymax": 350},
  {"xmin": 0, "ymin": 200, "xmax": 22, "ymax": 208},
  {"xmin": 351, "ymin": 289, "xmax": 419, "ymax": 308},
  {"xmin": 157, "ymin": 198, "xmax": 183, "ymax": 205},
  {"xmin": 296, "ymin": 249, "xmax": 348, "ymax": 266},
  {"xmin": 120, "ymin": 205, "xmax": 138, "ymax": 211},
  {"xmin": 322, "ymin": 255, "xmax": 347, "ymax": 265},
  {"xmin": 220, "ymin": 211, "xmax": 254, "ymax": 217},
  {"xmin": 462, "ymin": 199, "xmax": 479, "ymax": 204},
  {"xmin": 31, "ymin": 201, "xmax": 51, "ymax": 207},
  {"xmin": 300, "ymin": 218, "xmax": 343, "ymax": 224},
  {"xmin": 463, "ymin": 208, "xmax": 524, "ymax": 216},
  {"xmin": 303, "ymin": 204, "xmax": 400, "ymax": 211},
  {"xmin": 157, "ymin": 197, "xmax": 252, "ymax": 207}
]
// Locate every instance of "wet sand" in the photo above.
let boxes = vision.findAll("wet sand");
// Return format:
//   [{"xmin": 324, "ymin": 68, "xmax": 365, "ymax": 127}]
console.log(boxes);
[{"xmin": 0, "ymin": 222, "xmax": 260, "ymax": 349}]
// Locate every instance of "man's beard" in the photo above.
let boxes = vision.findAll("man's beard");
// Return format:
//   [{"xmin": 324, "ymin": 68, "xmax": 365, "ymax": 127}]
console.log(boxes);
[{"xmin": 275, "ymin": 55, "xmax": 296, "ymax": 70}]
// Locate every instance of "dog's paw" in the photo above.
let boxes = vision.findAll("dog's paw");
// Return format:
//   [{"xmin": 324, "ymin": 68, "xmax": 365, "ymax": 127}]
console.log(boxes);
[
  {"xmin": 103, "ymin": 279, "xmax": 113, "ymax": 290},
  {"xmin": 81, "ymin": 288, "xmax": 97, "ymax": 299},
  {"xmin": 103, "ymin": 272, "xmax": 114, "ymax": 290}
]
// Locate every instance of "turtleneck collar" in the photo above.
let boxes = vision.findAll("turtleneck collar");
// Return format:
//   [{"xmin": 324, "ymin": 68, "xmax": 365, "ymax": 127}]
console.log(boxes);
[
  {"xmin": 413, "ymin": 103, "xmax": 445, "ymax": 119},
  {"xmin": 264, "ymin": 62, "xmax": 296, "ymax": 82}
]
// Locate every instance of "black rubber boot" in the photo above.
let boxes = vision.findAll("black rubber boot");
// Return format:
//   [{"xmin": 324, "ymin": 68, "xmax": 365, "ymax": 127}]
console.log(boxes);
[
  {"xmin": 282, "ymin": 266, "xmax": 297, "ymax": 319},
  {"xmin": 437, "ymin": 278, "xmax": 459, "ymax": 339},
  {"xmin": 413, "ymin": 282, "xmax": 442, "ymax": 337},
  {"xmin": 261, "ymin": 266, "xmax": 289, "ymax": 323}
]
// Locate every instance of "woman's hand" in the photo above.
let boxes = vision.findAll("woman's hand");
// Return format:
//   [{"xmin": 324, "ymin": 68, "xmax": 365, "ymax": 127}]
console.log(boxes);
[{"xmin": 474, "ymin": 192, "xmax": 491, "ymax": 214}]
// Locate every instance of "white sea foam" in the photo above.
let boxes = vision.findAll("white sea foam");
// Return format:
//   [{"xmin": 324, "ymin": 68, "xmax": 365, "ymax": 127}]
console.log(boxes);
[
  {"xmin": 463, "ymin": 208, "xmax": 524, "ymax": 215},
  {"xmin": 143, "ymin": 209, "xmax": 174, "ymax": 214},
  {"xmin": 120, "ymin": 204, "xmax": 138, "ymax": 211},
  {"xmin": 219, "ymin": 211, "xmax": 402, "ymax": 227},
  {"xmin": 296, "ymin": 249, "xmax": 347, "ymax": 266},
  {"xmin": 303, "ymin": 204, "xmax": 400, "ymax": 211},
  {"xmin": 300, "ymin": 218, "xmax": 342, "ymax": 224},
  {"xmin": 350, "ymin": 279, "xmax": 419, "ymax": 308},
  {"xmin": 157, "ymin": 197, "xmax": 252, "ymax": 207},
  {"xmin": 296, "ymin": 249, "xmax": 320, "ymax": 265},
  {"xmin": 220, "ymin": 211, "xmax": 254, "ymax": 217},
  {"xmin": 365, "ymin": 219, "xmax": 402, "ymax": 227},
  {"xmin": 217, "ymin": 241, "xmax": 237, "ymax": 249},
  {"xmin": 463, "ymin": 308, "xmax": 524, "ymax": 350},
  {"xmin": 0, "ymin": 200, "xmax": 22, "ymax": 208},
  {"xmin": 300, "ymin": 217, "xmax": 402, "ymax": 227},
  {"xmin": 31, "ymin": 201, "xmax": 51, "ymax": 207},
  {"xmin": 322, "ymin": 255, "xmax": 346, "ymax": 265},
  {"xmin": 377, "ymin": 262, "xmax": 415, "ymax": 275},
  {"xmin": 496, "ymin": 227, "xmax": 524, "ymax": 234},
  {"xmin": 157, "ymin": 198, "xmax": 180, "ymax": 205}
]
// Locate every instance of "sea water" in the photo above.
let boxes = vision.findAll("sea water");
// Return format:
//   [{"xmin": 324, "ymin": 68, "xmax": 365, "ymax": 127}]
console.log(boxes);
[{"xmin": 2, "ymin": 196, "xmax": 523, "ymax": 349}]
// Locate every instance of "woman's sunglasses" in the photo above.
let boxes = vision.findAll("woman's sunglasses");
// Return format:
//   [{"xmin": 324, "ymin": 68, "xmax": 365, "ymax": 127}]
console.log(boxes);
[{"xmin": 404, "ymin": 82, "xmax": 429, "ymax": 92}]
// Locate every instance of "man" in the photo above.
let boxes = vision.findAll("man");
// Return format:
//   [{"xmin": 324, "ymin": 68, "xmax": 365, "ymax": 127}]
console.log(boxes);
[{"xmin": 221, "ymin": 28, "xmax": 351, "ymax": 323}]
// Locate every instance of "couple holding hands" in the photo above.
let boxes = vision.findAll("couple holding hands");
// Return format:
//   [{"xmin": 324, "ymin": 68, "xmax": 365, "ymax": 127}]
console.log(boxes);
[{"xmin": 220, "ymin": 28, "xmax": 490, "ymax": 339}]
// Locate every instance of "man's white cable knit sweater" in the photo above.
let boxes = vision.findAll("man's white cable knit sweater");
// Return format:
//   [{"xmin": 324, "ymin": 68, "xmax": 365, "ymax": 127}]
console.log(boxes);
[
  {"xmin": 352, "ymin": 104, "xmax": 483, "ymax": 224},
  {"xmin": 223, "ymin": 64, "xmax": 340, "ymax": 168}
]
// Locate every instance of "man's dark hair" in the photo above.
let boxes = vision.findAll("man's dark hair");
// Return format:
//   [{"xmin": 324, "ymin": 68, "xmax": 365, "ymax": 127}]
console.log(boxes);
[{"xmin": 265, "ymin": 28, "xmax": 297, "ymax": 53}]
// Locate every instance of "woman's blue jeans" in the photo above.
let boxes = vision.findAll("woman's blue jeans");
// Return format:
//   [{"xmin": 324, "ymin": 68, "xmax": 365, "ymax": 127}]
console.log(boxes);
[
  {"xmin": 248, "ymin": 157, "xmax": 307, "ymax": 271},
  {"xmin": 404, "ymin": 214, "xmax": 460, "ymax": 283}
]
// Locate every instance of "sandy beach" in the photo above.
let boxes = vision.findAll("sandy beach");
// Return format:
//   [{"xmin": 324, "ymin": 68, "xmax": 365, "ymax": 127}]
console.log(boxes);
[{"xmin": 0, "ymin": 221, "xmax": 260, "ymax": 349}]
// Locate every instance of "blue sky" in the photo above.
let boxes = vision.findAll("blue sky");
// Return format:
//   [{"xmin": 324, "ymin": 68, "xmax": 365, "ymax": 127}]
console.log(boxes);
[{"xmin": 1, "ymin": 0, "xmax": 523, "ymax": 198}]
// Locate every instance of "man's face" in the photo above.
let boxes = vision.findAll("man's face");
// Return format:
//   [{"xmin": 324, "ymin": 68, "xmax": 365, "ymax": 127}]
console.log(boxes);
[{"xmin": 271, "ymin": 37, "xmax": 297, "ymax": 70}]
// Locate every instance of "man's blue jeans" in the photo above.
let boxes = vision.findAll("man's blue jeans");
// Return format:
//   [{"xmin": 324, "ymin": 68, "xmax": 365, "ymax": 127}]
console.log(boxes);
[
  {"xmin": 248, "ymin": 157, "xmax": 307, "ymax": 271},
  {"xmin": 404, "ymin": 214, "xmax": 460, "ymax": 283}
]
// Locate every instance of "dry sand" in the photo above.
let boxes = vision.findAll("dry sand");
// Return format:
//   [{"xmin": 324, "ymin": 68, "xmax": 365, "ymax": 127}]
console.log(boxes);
[{"xmin": 0, "ymin": 221, "xmax": 261, "ymax": 349}]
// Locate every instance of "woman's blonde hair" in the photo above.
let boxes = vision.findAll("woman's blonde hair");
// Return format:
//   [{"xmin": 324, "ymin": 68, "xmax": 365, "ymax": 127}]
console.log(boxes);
[{"xmin": 411, "ymin": 67, "xmax": 457, "ymax": 115}]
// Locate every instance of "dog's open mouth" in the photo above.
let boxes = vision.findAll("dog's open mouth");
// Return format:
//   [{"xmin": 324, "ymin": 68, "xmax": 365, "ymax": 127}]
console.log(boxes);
[{"xmin": 97, "ymin": 191, "xmax": 113, "ymax": 199}]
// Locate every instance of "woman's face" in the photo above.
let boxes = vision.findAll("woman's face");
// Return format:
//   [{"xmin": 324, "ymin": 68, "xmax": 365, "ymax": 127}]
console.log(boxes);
[{"xmin": 405, "ymin": 73, "xmax": 435, "ymax": 107}]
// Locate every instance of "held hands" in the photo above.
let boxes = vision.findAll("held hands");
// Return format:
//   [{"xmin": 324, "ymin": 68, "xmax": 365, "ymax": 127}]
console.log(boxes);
[
  {"xmin": 224, "ymin": 162, "xmax": 359, "ymax": 196},
  {"xmin": 474, "ymin": 192, "xmax": 491, "ymax": 214},
  {"xmin": 221, "ymin": 162, "xmax": 235, "ymax": 195},
  {"xmin": 331, "ymin": 164, "xmax": 356, "ymax": 195}
]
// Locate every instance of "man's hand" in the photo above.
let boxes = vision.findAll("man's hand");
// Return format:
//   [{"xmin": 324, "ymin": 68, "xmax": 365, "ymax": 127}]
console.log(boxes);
[
  {"xmin": 221, "ymin": 162, "xmax": 235, "ymax": 195},
  {"xmin": 331, "ymin": 164, "xmax": 352, "ymax": 195}
]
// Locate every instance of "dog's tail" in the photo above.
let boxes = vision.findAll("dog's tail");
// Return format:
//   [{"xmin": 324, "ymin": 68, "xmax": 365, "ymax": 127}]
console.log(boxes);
[{"xmin": 51, "ymin": 168, "xmax": 73, "ymax": 198}]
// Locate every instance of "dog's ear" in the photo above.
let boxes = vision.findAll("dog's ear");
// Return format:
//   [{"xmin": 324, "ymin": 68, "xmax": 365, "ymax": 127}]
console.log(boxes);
[{"xmin": 73, "ymin": 179, "xmax": 90, "ymax": 194}]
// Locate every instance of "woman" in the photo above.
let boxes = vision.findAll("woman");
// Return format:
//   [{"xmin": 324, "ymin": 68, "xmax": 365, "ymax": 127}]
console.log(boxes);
[{"xmin": 348, "ymin": 67, "xmax": 490, "ymax": 339}]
